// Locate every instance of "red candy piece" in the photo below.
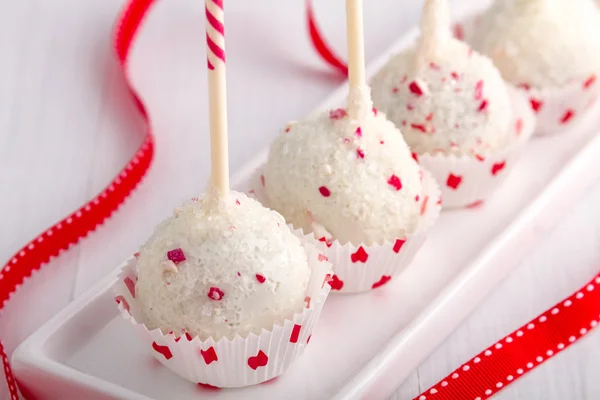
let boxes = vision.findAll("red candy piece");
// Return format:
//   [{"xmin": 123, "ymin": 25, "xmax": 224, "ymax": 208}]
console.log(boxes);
[
  {"xmin": 530, "ymin": 98, "xmax": 543, "ymax": 113},
  {"xmin": 560, "ymin": 109, "xmax": 575, "ymax": 124},
  {"xmin": 329, "ymin": 274, "xmax": 344, "ymax": 290},
  {"xmin": 474, "ymin": 80, "xmax": 484, "ymax": 100},
  {"xmin": 453, "ymin": 23, "xmax": 464, "ymax": 40},
  {"xmin": 152, "ymin": 342, "xmax": 173, "ymax": 360},
  {"xmin": 372, "ymin": 275, "xmax": 392, "ymax": 289},
  {"xmin": 329, "ymin": 108, "xmax": 347, "ymax": 120},
  {"xmin": 429, "ymin": 62, "xmax": 441, "ymax": 70},
  {"xmin": 393, "ymin": 239, "xmax": 405, "ymax": 254},
  {"xmin": 478, "ymin": 99, "xmax": 488, "ymax": 112},
  {"xmin": 319, "ymin": 186, "xmax": 331, "ymax": 197},
  {"xmin": 351, "ymin": 246, "xmax": 369, "ymax": 263},
  {"xmin": 247, "ymin": 350, "xmax": 269, "ymax": 370},
  {"xmin": 518, "ymin": 83, "xmax": 531, "ymax": 91},
  {"xmin": 200, "ymin": 347, "xmax": 218, "ymax": 365},
  {"xmin": 133, "ymin": 251, "xmax": 140, "ymax": 259},
  {"xmin": 446, "ymin": 173, "xmax": 462, "ymax": 190},
  {"xmin": 474, "ymin": 154, "xmax": 485, "ymax": 162},
  {"xmin": 289, "ymin": 324, "xmax": 302, "ymax": 343},
  {"xmin": 208, "ymin": 287, "xmax": 224, "ymax": 301},
  {"xmin": 356, "ymin": 148, "xmax": 365, "ymax": 159},
  {"xmin": 491, "ymin": 161, "xmax": 506, "ymax": 176},
  {"xmin": 235, "ymin": 199, "xmax": 241, "ymax": 205},
  {"xmin": 408, "ymin": 81, "xmax": 424, "ymax": 96},
  {"xmin": 115, "ymin": 296, "xmax": 130, "ymax": 312},
  {"xmin": 372, "ymin": 107, "xmax": 378, "ymax": 115},
  {"xmin": 255, "ymin": 274, "xmax": 266, "ymax": 284},
  {"xmin": 124, "ymin": 276, "xmax": 136, "ymax": 298},
  {"xmin": 451, "ymin": 72, "xmax": 460, "ymax": 80},
  {"xmin": 420, "ymin": 196, "xmax": 429, "ymax": 216},
  {"xmin": 467, "ymin": 200, "xmax": 485, "ymax": 209},
  {"xmin": 411, "ymin": 152, "xmax": 419, "ymax": 163},
  {"xmin": 167, "ymin": 248, "xmax": 186, "ymax": 264},
  {"xmin": 392, "ymin": 87, "xmax": 399, "ymax": 94},
  {"xmin": 317, "ymin": 253, "xmax": 328, "ymax": 262},
  {"xmin": 410, "ymin": 123, "xmax": 427, "ymax": 133},
  {"xmin": 387, "ymin": 175, "xmax": 403, "ymax": 191},
  {"xmin": 355, "ymin": 126, "xmax": 362, "ymax": 137},
  {"xmin": 584, "ymin": 74, "xmax": 596, "ymax": 90},
  {"xmin": 515, "ymin": 118, "xmax": 524, "ymax": 136}
]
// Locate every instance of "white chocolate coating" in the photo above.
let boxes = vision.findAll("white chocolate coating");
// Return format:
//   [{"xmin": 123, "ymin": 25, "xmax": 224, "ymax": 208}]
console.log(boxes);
[
  {"xmin": 135, "ymin": 191, "xmax": 310, "ymax": 341},
  {"xmin": 265, "ymin": 109, "xmax": 424, "ymax": 246},
  {"xmin": 371, "ymin": 40, "xmax": 513, "ymax": 156},
  {"xmin": 471, "ymin": 0, "xmax": 600, "ymax": 88}
]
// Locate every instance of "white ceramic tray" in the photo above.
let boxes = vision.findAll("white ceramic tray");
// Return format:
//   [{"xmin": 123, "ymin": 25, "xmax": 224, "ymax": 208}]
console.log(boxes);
[{"xmin": 12, "ymin": 1, "xmax": 600, "ymax": 399}]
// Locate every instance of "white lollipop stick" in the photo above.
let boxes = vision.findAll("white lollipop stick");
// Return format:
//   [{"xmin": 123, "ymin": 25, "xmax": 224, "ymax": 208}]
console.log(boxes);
[
  {"xmin": 205, "ymin": 0, "xmax": 229, "ymax": 199},
  {"xmin": 346, "ymin": 0, "xmax": 373, "ymax": 122},
  {"xmin": 414, "ymin": 0, "xmax": 451, "ymax": 73}
]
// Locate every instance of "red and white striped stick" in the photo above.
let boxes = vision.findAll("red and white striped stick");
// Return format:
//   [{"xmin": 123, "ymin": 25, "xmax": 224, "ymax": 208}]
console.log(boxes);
[{"xmin": 205, "ymin": 0, "xmax": 229, "ymax": 199}]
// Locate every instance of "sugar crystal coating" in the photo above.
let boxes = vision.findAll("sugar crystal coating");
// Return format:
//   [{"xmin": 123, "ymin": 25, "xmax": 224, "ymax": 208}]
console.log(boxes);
[
  {"xmin": 135, "ymin": 191, "xmax": 310, "ymax": 341},
  {"xmin": 371, "ymin": 41, "xmax": 512, "ymax": 156},
  {"xmin": 265, "ymin": 110, "xmax": 423, "ymax": 246},
  {"xmin": 471, "ymin": 0, "xmax": 600, "ymax": 88}
]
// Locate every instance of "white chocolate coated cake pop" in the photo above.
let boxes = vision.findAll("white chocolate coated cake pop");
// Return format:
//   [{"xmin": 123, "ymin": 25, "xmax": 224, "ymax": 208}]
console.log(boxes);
[
  {"xmin": 371, "ymin": 0, "xmax": 513, "ymax": 156},
  {"xmin": 135, "ymin": 191, "xmax": 310, "ymax": 341},
  {"xmin": 264, "ymin": 107, "xmax": 424, "ymax": 246},
  {"xmin": 470, "ymin": 0, "xmax": 600, "ymax": 88}
]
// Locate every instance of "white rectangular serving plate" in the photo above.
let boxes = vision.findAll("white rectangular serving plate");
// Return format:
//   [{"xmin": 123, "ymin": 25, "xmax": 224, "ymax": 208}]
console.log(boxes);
[{"xmin": 12, "ymin": 1, "xmax": 600, "ymax": 399}]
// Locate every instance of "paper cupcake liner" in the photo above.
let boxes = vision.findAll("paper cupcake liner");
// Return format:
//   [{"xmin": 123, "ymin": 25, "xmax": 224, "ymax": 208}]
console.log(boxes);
[
  {"xmin": 454, "ymin": 18, "xmax": 600, "ymax": 136},
  {"xmin": 114, "ymin": 241, "xmax": 332, "ymax": 388},
  {"xmin": 247, "ymin": 167, "xmax": 441, "ymax": 293},
  {"xmin": 417, "ymin": 85, "xmax": 535, "ymax": 209}
]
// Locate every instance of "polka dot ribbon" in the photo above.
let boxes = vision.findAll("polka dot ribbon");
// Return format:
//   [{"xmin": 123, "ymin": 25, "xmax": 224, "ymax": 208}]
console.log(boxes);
[
  {"xmin": 306, "ymin": 3, "xmax": 600, "ymax": 398},
  {"xmin": 0, "ymin": 0, "xmax": 157, "ymax": 398}
]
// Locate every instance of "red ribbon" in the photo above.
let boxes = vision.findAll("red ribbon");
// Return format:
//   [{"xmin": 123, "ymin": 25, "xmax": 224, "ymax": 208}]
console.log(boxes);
[
  {"xmin": 305, "ymin": 2, "xmax": 600, "ymax": 399},
  {"xmin": 1, "ymin": 0, "xmax": 156, "ymax": 398}
]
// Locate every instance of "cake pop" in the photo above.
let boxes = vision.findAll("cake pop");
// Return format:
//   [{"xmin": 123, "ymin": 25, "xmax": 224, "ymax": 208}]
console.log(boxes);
[
  {"xmin": 370, "ymin": 0, "xmax": 535, "ymax": 208},
  {"xmin": 261, "ymin": 0, "xmax": 440, "ymax": 293}
]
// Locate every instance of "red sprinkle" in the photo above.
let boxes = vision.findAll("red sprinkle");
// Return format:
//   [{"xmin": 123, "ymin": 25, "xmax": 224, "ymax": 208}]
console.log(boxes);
[
  {"xmin": 387, "ymin": 174, "xmax": 403, "ymax": 191},
  {"xmin": 474, "ymin": 80, "xmax": 484, "ymax": 100},
  {"xmin": 304, "ymin": 296, "xmax": 311, "ymax": 308},
  {"xmin": 467, "ymin": 200, "xmax": 485, "ymax": 209},
  {"xmin": 411, "ymin": 152, "xmax": 419, "ymax": 163},
  {"xmin": 235, "ymin": 199, "xmax": 241, "ymax": 205},
  {"xmin": 478, "ymin": 99, "xmax": 489, "ymax": 112},
  {"xmin": 208, "ymin": 287, "xmax": 224, "ymax": 301},
  {"xmin": 356, "ymin": 148, "xmax": 365, "ymax": 159},
  {"xmin": 372, "ymin": 107, "xmax": 378, "ymax": 115},
  {"xmin": 453, "ymin": 24, "xmax": 464, "ymax": 40},
  {"xmin": 255, "ymin": 274, "xmax": 266, "ymax": 284},
  {"xmin": 410, "ymin": 123, "xmax": 427, "ymax": 133},
  {"xmin": 530, "ymin": 98, "xmax": 543, "ymax": 113},
  {"xmin": 380, "ymin": 140, "xmax": 385, "ymax": 145},
  {"xmin": 237, "ymin": 272, "xmax": 241, "ymax": 277},
  {"xmin": 406, "ymin": 104, "xmax": 415, "ymax": 111},
  {"xmin": 584, "ymin": 74, "xmax": 597, "ymax": 90},
  {"xmin": 319, "ymin": 186, "xmax": 331, "ymax": 197},
  {"xmin": 425, "ymin": 112, "xmax": 434, "ymax": 121},
  {"xmin": 518, "ymin": 83, "xmax": 531, "ymax": 91},
  {"xmin": 355, "ymin": 126, "xmax": 362, "ymax": 137},
  {"xmin": 329, "ymin": 108, "xmax": 347, "ymax": 120},
  {"xmin": 429, "ymin": 62, "xmax": 441, "ymax": 70},
  {"xmin": 560, "ymin": 109, "xmax": 575, "ymax": 124},
  {"xmin": 474, "ymin": 154, "xmax": 485, "ymax": 162},
  {"xmin": 392, "ymin": 87, "xmax": 399, "ymax": 94},
  {"xmin": 446, "ymin": 173, "xmax": 462, "ymax": 190},
  {"xmin": 415, "ymin": 195, "xmax": 420, "ymax": 202},
  {"xmin": 451, "ymin": 72, "xmax": 460, "ymax": 80},
  {"xmin": 133, "ymin": 252, "xmax": 140, "ymax": 259},
  {"xmin": 515, "ymin": 118, "xmax": 524, "ymax": 135},
  {"xmin": 167, "ymin": 248, "xmax": 186, "ymax": 264},
  {"xmin": 408, "ymin": 81, "xmax": 424, "ymax": 96},
  {"xmin": 401, "ymin": 120, "xmax": 407, "ymax": 127},
  {"xmin": 318, "ymin": 253, "xmax": 329, "ymax": 262}
]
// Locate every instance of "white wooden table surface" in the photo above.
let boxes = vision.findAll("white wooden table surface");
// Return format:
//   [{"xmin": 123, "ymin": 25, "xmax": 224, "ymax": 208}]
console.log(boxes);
[{"xmin": 1, "ymin": 1, "xmax": 599, "ymax": 399}]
